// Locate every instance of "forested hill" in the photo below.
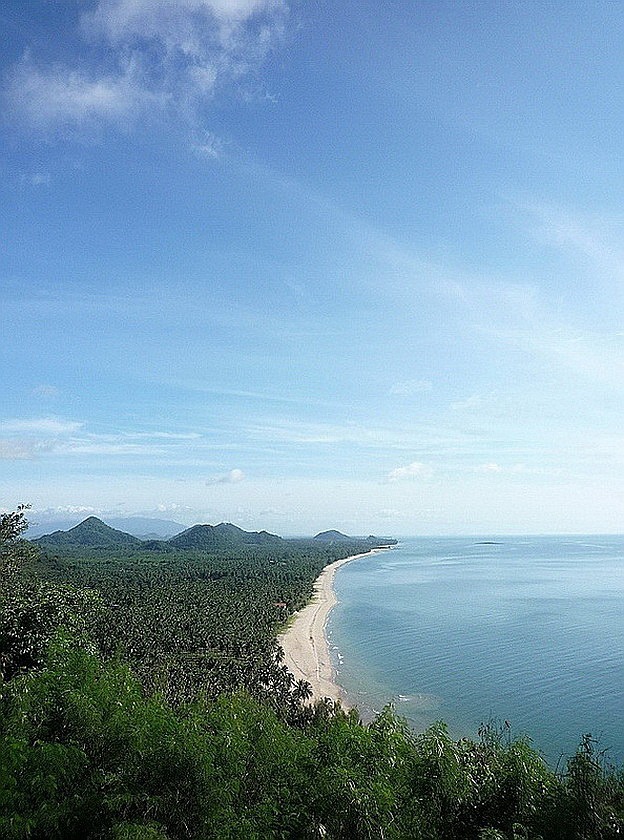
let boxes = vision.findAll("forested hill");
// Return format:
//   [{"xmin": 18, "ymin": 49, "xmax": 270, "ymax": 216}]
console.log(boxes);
[
  {"xmin": 32, "ymin": 516, "xmax": 143, "ymax": 549},
  {"xmin": 314, "ymin": 529, "xmax": 397, "ymax": 547},
  {"xmin": 33, "ymin": 516, "xmax": 396, "ymax": 554},
  {"xmin": 168, "ymin": 522, "xmax": 284, "ymax": 550}
]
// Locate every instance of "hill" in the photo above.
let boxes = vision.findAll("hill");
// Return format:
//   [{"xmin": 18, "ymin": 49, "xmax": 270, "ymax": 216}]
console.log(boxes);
[
  {"xmin": 313, "ymin": 529, "xmax": 353, "ymax": 542},
  {"xmin": 31, "ymin": 517, "xmax": 395, "ymax": 554},
  {"xmin": 33, "ymin": 517, "xmax": 143, "ymax": 549},
  {"xmin": 168, "ymin": 522, "xmax": 284, "ymax": 551},
  {"xmin": 26, "ymin": 515, "xmax": 185, "ymax": 540},
  {"xmin": 366, "ymin": 534, "xmax": 398, "ymax": 547},
  {"xmin": 313, "ymin": 530, "xmax": 397, "ymax": 547}
]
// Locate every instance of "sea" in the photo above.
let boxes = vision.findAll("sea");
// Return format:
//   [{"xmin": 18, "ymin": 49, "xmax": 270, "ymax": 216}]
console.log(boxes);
[{"xmin": 328, "ymin": 536, "xmax": 624, "ymax": 766}]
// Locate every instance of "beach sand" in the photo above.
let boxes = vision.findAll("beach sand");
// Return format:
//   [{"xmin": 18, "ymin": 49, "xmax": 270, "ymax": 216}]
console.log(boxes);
[{"xmin": 278, "ymin": 549, "xmax": 386, "ymax": 705}]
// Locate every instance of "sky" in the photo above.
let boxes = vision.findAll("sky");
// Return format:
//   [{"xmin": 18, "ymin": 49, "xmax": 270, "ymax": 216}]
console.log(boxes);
[{"xmin": 2, "ymin": 1, "xmax": 624, "ymax": 536}]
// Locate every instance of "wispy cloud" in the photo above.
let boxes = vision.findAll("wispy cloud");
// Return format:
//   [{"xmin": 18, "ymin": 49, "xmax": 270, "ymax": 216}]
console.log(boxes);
[
  {"xmin": 123, "ymin": 431, "xmax": 202, "ymax": 441},
  {"xmin": 192, "ymin": 129, "xmax": 224, "ymax": 158},
  {"xmin": 444, "ymin": 265, "xmax": 624, "ymax": 390},
  {"xmin": 522, "ymin": 201, "xmax": 624, "ymax": 283},
  {"xmin": 8, "ymin": 54, "xmax": 151, "ymax": 130},
  {"xmin": 387, "ymin": 461, "xmax": 432, "ymax": 482},
  {"xmin": 32, "ymin": 384, "xmax": 60, "ymax": 398},
  {"xmin": 53, "ymin": 441, "xmax": 170, "ymax": 457},
  {"xmin": 243, "ymin": 419, "xmax": 418, "ymax": 449},
  {"xmin": 474, "ymin": 462, "xmax": 555, "ymax": 477},
  {"xmin": 0, "ymin": 417, "xmax": 205, "ymax": 461},
  {"xmin": 22, "ymin": 172, "xmax": 52, "ymax": 187},
  {"xmin": 485, "ymin": 323, "xmax": 624, "ymax": 386},
  {"xmin": 0, "ymin": 417, "xmax": 81, "ymax": 459},
  {"xmin": 389, "ymin": 379, "xmax": 433, "ymax": 396},
  {"xmin": 45, "ymin": 505, "xmax": 99, "ymax": 516},
  {"xmin": 476, "ymin": 462, "xmax": 502, "ymax": 473},
  {"xmin": 173, "ymin": 381, "xmax": 344, "ymax": 409},
  {"xmin": 84, "ymin": 0, "xmax": 285, "ymax": 45},
  {"xmin": 0, "ymin": 439, "xmax": 40, "ymax": 460},
  {"xmin": 6, "ymin": 0, "xmax": 288, "ymax": 132},
  {"xmin": 0, "ymin": 417, "xmax": 84, "ymax": 435},
  {"xmin": 451, "ymin": 394, "xmax": 486, "ymax": 412}
]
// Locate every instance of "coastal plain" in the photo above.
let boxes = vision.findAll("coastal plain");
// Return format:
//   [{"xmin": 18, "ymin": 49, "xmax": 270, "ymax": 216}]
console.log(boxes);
[{"xmin": 278, "ymin": 549, "xmax": 388, "ymax": 705}]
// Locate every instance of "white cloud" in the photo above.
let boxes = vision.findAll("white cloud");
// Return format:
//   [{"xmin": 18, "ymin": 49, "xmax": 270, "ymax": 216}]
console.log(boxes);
[
  {"xmin": 208, "ymin": 467, "xmax": 246, "ymax": 484},
  {"xmin": 377, "ymin": 508, "xmax": 401, "ymax": 519},
  {"xmin": 483, "ymin": 322, "xmax": 624, "ymax": 387},
  {"xmin": 32, "ymin": 384, "xmax": 60, "ymax": 398},
  {"xmin": 0, "ymin": 417, "xmax": 84, "ymax": 460},
  {"xmin": 474, "ymin": 462, "xmax": 556, "ymax": 477},
  {"xmin": 124, "ymin": 431, "xmax": 202, "ymax": 440},
  {"xmin": 477, "ymin": 462, "xmax": 503, "ymax": 473},
  {"xmin": 54, "ymin": 441, "xmax": 167, "ymax": 456},
  {"xmin": 47, "ymin": 505, "xmax": 99, "ymax": 515},
  {"xmin": 9, "ymin": 56, "xmax": 150, "ymax": 130},
  {"xmin": 0, "ymin": 439, "xmax": 38, "ymax": 460},
  {"xmin": 0, "ymin": 417, "xmax": 83, "ymax": 435},
  {"xmin": 244, "ymin": 419, "xmax": 418, "ymax": 449},
  {"xmin": 23, "ymin": 172, "xmax": 51, "ymax": 187},
  {"xmin": 193, "ymin": 129, "xmax": 223, "ymax": 158},
  {"xmin": 155, "ymin": 502, "xmax": 195, "ymax": 514},
  {"xmin": 389, "ymin": 379, "xmax": 433, "ymax": 396},
  {"xmin": 7, "ymin": 0, "xmax": 288, "ymax": 131},
  {"xmin": 84, "ymin": 0, "xmax": 285, "ymax": 45},
  {"xmin": 387, "ymin": 461, "xmax": 432, "ymax": 482},
  {"xmin": 0, "ymin": 419, "xmax": 208, "ymax": 462},
  {"xmin": 451, "ymin": 394, "xmax": 484, "ymax": 411}
]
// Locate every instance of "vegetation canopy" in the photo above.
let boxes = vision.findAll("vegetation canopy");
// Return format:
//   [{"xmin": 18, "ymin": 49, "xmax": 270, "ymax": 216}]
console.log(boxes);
[{"xmin": 1, "ymin": 507, "xmax": 622, "ymax": 839}]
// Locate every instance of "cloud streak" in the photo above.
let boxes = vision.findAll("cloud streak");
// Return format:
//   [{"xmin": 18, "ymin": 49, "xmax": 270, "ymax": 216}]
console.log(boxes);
[
  {"xmin": 0, "ymin": 439, "xmax": 41, "ymax": 460},
  {"xmin": 387, "ymin": 461, "xmax": 432, "ymax": 482},
  {"xmin": 389, "ymin": 379, "xmax": 433, "ymax": 397},
  {"xmin": 0, "ymin": 418, "xmax": 205, "ymax": 461},
  {"xmin": 0, "ymin": 417, "xmax": 84, "ymax": 435}
]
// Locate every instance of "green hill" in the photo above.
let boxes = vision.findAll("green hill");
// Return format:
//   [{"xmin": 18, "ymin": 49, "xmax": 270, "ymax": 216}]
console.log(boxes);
[
  {"xmin": 168, "ymin": 522, "xmax": 283, "ymax": 551},
  {"xmin": 366, "ymin": 534, "xmax": 398, "ymax": 547},
  {"xmin": 313, "ymin": 529, "xmax": 352, "ymax": 542},
  {"xmin": 33, "ymin": 516, "xmax": 142, "ymax": 549},
  {"xmin": 313, "ymin": 530, "xmax": 397, "ymax": 548}
]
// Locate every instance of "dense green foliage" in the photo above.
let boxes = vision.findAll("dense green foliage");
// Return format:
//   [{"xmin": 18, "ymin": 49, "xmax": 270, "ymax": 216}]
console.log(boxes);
[
  {"xmin": 30, "ymin": 530, "xmax": 362, "ymax": 709},
  {"xmin": 2, "ymin": 507, "xmax": 624, "ymax": 838}
]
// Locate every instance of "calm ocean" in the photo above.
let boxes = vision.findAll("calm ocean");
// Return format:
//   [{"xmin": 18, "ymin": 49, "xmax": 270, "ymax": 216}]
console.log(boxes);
[{"xmin": 329, "ymin": 536, "xmax": 624, "ymax": 766}]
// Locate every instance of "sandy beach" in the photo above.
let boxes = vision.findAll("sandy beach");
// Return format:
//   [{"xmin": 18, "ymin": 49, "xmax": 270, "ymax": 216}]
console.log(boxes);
[{"xmin": 278, "ymin": 548, "xmax": 387, "ymax": 705}]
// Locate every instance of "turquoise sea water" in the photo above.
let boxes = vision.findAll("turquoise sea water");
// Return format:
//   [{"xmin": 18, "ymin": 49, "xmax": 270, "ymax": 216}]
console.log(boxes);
[{"xmin": 329, "ymin": 537, "xmax": 624, "ymax": 765}]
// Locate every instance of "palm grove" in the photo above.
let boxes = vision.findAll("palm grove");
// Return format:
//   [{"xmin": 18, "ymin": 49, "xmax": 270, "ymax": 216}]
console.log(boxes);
[{"xmin": 1, "ymin": 505, "xmax": 623, "ymax": 839}]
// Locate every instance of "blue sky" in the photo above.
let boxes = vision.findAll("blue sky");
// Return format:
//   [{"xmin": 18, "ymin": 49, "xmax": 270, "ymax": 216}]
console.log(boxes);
[{"xmin": 2, "ymin": 0, "xmax": 624, "ymax": 535}]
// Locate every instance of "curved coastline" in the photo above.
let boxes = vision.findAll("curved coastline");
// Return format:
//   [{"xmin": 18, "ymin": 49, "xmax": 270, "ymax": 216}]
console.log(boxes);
[{"xmin": 278, "ymin": 548, "xmax": 388, "ymax": 705}]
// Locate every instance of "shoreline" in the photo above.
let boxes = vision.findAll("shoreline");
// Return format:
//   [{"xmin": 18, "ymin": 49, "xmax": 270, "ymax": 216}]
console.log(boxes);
[{"xmin": 278, "ymin": 547, "xmax": 389, "ymax": 706}]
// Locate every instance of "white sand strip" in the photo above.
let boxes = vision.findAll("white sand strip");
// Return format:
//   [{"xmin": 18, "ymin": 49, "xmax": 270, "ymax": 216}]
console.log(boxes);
[{"xmin": 278, "ymin": 549, "xmax": 387, "ymax": 705}]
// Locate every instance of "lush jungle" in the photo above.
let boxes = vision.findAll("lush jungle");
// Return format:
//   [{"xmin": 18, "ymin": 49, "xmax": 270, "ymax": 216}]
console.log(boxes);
[{"xmin": 1, "ymin": 506, "xmax": 623, "ymax": 839}]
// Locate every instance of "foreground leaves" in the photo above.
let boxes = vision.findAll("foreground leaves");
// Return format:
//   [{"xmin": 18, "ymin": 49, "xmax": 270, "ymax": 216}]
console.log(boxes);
[{"xmin": 1, "ymin": 641, "xmax": 624, "ymax": 839}]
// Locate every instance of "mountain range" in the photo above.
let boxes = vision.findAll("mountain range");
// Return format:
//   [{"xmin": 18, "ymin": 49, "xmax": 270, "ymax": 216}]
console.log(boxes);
[{"xmin": 31, "ymin": 518, "xmax": 396, "ymax": 552}]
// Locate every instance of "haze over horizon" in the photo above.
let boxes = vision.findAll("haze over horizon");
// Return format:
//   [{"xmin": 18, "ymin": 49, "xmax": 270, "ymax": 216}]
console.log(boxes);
[{"xmin": 3, "ymin": 1, "xmax": 624, "ymax": 536}]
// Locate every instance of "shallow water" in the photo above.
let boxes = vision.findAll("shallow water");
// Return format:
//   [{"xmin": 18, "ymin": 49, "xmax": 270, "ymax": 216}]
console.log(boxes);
[{"xmin": 329, "ymin": 536, "xmax": 624, "ymax": 765}]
